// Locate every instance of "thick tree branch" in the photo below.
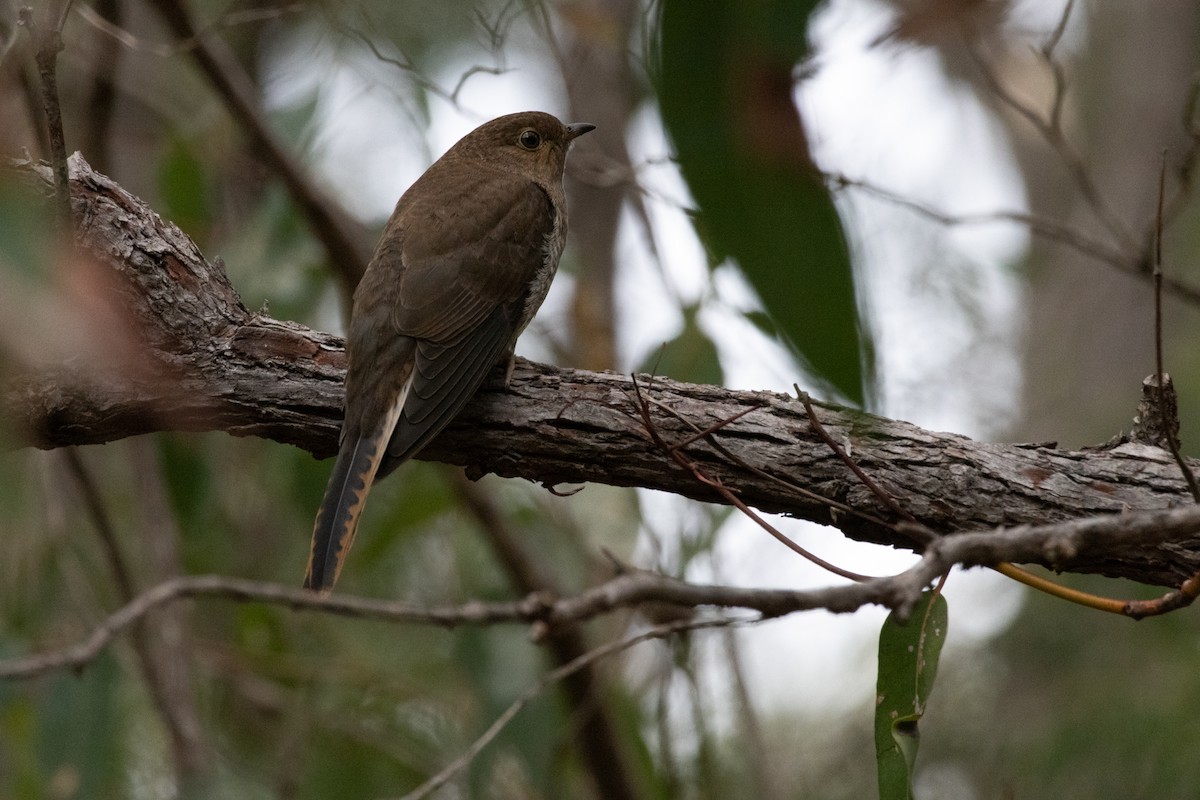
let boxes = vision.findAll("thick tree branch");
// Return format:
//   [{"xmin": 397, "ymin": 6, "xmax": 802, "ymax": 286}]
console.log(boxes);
[{"xmin": 4, "ymin": 155, "xmax": 1200, "ymax": 588}]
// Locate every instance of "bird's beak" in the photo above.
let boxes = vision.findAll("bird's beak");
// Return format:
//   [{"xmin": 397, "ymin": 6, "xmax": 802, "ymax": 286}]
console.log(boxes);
[{"xmin": 566, "ymin": 122, "xmax": 596, "ymax": 141}]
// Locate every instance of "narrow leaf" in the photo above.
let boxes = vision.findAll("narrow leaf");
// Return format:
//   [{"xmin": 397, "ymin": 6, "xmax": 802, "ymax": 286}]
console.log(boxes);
[
  {"xmin": 657, "ymin": 0, "xmax": 871, "ymax": 404},
  {"xmin": 875, "ymin": 590, "xmax": 949, "ymax": 800}
]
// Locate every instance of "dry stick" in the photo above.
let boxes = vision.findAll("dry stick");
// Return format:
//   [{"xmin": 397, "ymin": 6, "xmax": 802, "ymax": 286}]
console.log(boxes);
[
  {"xmin": 395, "ymin": 615, "xmax": 740, "ymax": 800},
  {"xmin": 646, "ymin": 393, "xmax": 901, "ymax": 538},
  {"xmin": 630, "ymin": 375, "xmax": 875, "ymax": 582},
  {"xmin": 800, "ymin": 389, "xmax": 1200, "ymax": 618},
  {"xmin": 795, "ymin": 391, "xmax": 916, "ymax": 526},
  {"xmin": 1153, "ymin": 150, "xmax": 1200, "ymax": 502},
  {"xmin": 0, "ymin": 569, "xmax": 921, "ymax": 681}
]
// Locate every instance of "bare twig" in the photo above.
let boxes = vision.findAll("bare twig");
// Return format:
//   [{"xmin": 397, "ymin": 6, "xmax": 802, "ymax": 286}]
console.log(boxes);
[
  {"xmin": 338, "ymin": 22, "xmax": 509, "ymax": 109},
  {"xmin": 631, "ymin": 375, "xmax": 875, "ymax": 582},
  {"xmin": 1151, "ymin": 150, "xmax": 1200, "ymax": 501},
  {"xmin": 1117, "ymin": 149, "xmax": 1200, "ymax": 620},
  {"xmin": 966, "ymin": 38, "xmax": 1139, "ymax": 257},
  {"xmin": 797, "ymin": 389, "xmax": 922, "ymax": 529},
  {"xmin": 829, "ymin": 173, "xmax": 1200, "ymax": 306},
  {"xmin": 396, "ymin": 615, "xmax": 735, "ymax": 800},
  {"xmin": 6, "ymin": 503, "xmax": 1200, "ymax": 680},
  {"xmin": 1042, "ymin": 0, "xmax": 1076, "ymax": 59}
]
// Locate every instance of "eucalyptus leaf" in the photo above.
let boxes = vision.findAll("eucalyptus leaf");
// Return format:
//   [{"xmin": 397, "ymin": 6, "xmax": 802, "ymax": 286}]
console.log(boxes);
[
  {"xmin": 657, "ymin": 0, "xmax": 871, "ymax": 404},
  {"xmin": 875, "ymin": 590, "xmax": 949, "ymax": 800}
]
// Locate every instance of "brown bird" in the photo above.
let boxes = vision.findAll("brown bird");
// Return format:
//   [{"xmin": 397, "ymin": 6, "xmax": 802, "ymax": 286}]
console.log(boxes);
[{"xmin": 305, "ymin": 111, "xmax": 595, "ymax": 593}]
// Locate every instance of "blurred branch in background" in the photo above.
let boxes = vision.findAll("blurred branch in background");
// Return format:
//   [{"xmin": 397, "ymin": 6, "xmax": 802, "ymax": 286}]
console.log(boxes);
[
  {"xmin": 453, "ymin": 475, "xmax": 646, "ymax": 800},
  {"xmin": 63, "ymin": 445, "xmax": 213, "ymax": 785},
  {"xmin": 143, "ymin": 0, "xmax": 372, "ymax": 293},
  {"xmin": 557, "ymin": 0, "xmax": 640, "ymax": 371}
]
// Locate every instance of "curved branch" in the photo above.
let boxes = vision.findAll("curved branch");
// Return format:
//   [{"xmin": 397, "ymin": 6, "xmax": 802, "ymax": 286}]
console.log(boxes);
[
  {"xmin": 4, "ymin": 155, "xmax": 1200, "ymax": 588},
  {"xmin": 6, "ymin": 503, "xmax": 1200, "ymax": 680}
]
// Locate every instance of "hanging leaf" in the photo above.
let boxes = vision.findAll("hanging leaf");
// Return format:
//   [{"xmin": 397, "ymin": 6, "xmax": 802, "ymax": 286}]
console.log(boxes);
[
  {"xmin": 875, "ymin": 589, "xmax": 949, "ymax": 800},
  {"xmin": 657, "ymin": 0, "xmax": 872, "ymax": 404}
]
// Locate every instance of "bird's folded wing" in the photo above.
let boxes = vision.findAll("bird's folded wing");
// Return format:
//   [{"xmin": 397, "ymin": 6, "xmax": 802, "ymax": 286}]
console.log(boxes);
[{"xmin": 378, "ymin": 305, "xmax": 515, "ymax": 478}]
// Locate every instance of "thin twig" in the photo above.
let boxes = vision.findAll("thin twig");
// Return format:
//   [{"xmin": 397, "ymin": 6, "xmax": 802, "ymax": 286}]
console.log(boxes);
[
  {"xmin": 395, "ymin": 615, "xmax": 739, "ymax": 800},
  {"xmin": 7, "ymin": 504, "xmax": 1200, "ymax": 680},
  {"xmin": 796, "ymin": 388, "xmax": 1131, "ymax": 615},
  {"xmin": 1151, "ymin": 150, "xmax": 1200, "ymax": 501},
  {"xmin": 75, "ymin": 2, "xmax": 306, "ymax": 57},
  {"xmin": 796, "ymin": 390, "xmax": 921, "ymax": 528},
  {"xmin": 830, "ymin": 173, "xmax": 1200, "ymax": 306},
  {"xmin": 966, "ymin": 38, "xmax": 1140, "ymax": 257},
  {"xmin": 631, "ymin": 375, "xmax": 875, "ymax": 582},
  {"xmin": 1042, "ymin": 0, "xmax": 1075, "ymax": 59}
]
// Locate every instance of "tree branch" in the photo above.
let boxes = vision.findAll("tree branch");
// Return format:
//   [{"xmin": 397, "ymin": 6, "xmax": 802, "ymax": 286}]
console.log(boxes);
[
  {"xmin": 4, "ymin": 154, "xmax": 1200, "ymax": 589},
  {"xmin": 6, "ymin": 502, "xmax": 1200, "ymax": 680}
]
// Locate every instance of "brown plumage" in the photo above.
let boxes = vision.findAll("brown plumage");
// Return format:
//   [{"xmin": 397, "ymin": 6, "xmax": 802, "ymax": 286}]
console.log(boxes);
[{"xmin": 305, "ymin": 111, "xmax": 595, "ymax": 593}]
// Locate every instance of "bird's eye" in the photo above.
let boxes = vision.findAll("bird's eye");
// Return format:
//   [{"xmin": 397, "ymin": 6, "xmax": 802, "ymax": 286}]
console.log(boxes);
[{"xmin": 518, "ymin": 130, "xmax": 541, "ymax": 150}]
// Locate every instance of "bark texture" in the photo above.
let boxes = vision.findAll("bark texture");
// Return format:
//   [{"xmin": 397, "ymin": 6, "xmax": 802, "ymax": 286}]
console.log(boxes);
[{"xmin": 4, "ymin": 154, "xmax": 1199, "ymax": 588}]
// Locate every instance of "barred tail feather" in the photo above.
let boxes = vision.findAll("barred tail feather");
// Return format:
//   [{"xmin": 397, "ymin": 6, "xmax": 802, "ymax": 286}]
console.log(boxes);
[{"xmin": 304, "ymin": 381, "xmax": 409, "ymax": 593}]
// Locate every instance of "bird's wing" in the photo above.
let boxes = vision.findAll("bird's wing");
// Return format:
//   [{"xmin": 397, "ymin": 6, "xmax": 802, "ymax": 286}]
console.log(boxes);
[
  {"xmin": 389, "ymin": 163, "xmax": 556, "ymax": 341},
  {"xmin": 370, "ymin": 164, "xmax": 557, "ymax": 474},
  {"xmin": 379, "ymin": 304, "xmax": 513, "ymax": 476}
]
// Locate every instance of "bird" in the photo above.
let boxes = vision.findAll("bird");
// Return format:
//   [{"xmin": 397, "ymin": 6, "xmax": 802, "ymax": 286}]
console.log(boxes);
[{"xmin": 304, "ymin": 111, "xmax": 595, "ymax": 593}]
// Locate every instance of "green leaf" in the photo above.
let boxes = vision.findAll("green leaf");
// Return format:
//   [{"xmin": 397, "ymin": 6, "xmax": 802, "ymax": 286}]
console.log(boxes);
[
  {"xmin": 875, "ymin": 590, "xmax": 949, "ymax": 800},
  {"xmin": 657, "ymin": 0, "xmax": 871, "ymax": 404},
  {"xmin": 639, "ymin": 304, "xmax": 723, "ymax": 386},
  {"xmin": 158, "ymin": 136, "xmax": 212, "ymax": 240}
]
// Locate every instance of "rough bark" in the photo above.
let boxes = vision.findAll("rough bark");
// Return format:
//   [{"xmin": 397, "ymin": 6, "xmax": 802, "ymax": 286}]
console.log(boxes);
[{"xmin": 4, "ymin": 154, "xmax": 1200, "ymax": 589}]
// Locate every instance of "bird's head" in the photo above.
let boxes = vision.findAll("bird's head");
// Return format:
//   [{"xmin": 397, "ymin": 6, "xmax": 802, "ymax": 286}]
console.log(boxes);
[{"xmin": 446, "ymin": 111, "xmax": 595, "ymax": 181}]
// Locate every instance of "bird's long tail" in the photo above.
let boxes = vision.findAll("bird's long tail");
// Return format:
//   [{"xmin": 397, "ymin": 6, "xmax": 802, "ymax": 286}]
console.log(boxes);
[{"xmin": 304, "ymin": 383, "xmax": 408, "ymax": 594}]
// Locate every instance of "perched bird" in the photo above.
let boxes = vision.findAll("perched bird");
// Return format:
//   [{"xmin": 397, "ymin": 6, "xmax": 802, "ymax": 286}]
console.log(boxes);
[{"xmin": 305, "ymin": 111, "xmax": 595, "ymax": 593}]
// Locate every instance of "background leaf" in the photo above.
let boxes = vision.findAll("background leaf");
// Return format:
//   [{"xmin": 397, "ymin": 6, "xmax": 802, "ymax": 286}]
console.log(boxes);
[{"xmin": 657, "ymin": 0, "xmax": 871, "ymax": 404}]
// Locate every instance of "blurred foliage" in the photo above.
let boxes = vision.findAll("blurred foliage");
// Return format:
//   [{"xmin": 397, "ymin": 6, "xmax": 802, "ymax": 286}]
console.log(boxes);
[
  {"xmin": 657, "ymin": 0, "xmax": 870, "ymax": 405},
  {"xmin": 2, "ymin": 1, "xmax": 1200, "ymax": 799}
]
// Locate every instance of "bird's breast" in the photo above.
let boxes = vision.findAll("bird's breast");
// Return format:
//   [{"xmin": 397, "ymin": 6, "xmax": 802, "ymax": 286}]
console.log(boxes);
[{"xmin": 515, "ymin": 209, "xmax": 567, "ymax": 337}]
